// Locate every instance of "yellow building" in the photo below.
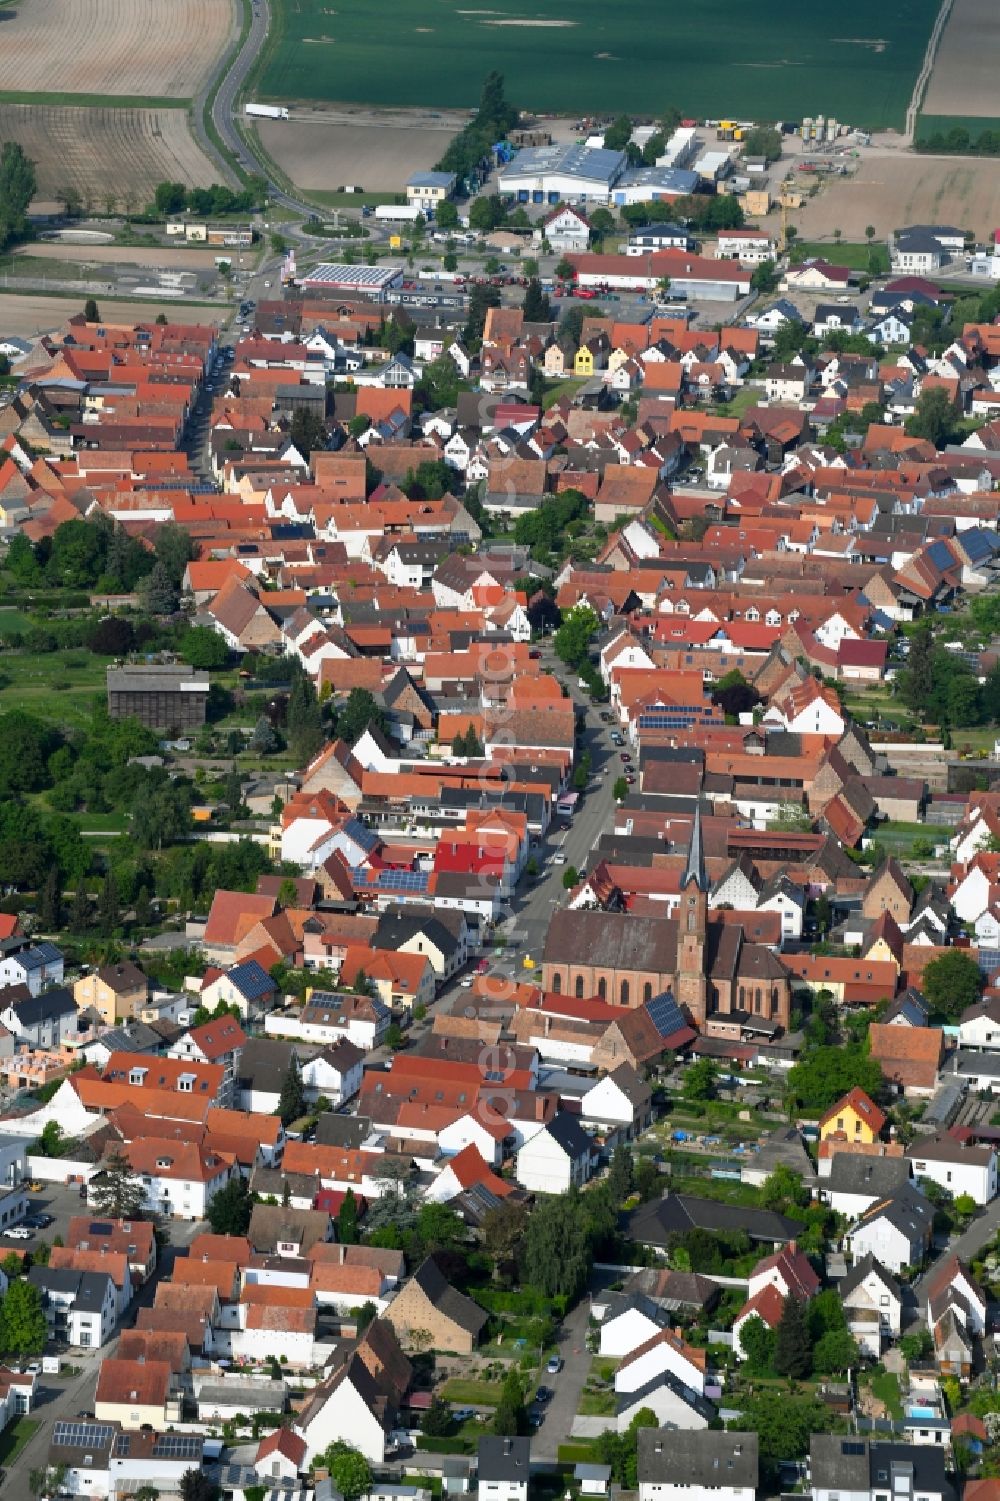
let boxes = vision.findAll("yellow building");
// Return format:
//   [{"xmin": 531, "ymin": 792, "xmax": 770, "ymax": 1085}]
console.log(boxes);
[
  {"xmin": 818, "ymin": 1087, "xmax": 886, "ymax": 1143},
  {"xmin": 73, "ymin": 960, "xmax": 148, "ymax": 1027}
]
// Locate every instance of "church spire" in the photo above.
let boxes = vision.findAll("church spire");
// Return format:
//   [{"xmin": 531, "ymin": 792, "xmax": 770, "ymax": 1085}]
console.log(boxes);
[{"xmin": 683, "ymin": 801, "xmax": 709, "ymax": 892}]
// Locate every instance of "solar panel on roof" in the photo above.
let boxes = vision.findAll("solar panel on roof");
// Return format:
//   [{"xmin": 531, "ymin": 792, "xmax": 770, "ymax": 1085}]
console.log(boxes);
[
  {"xmin": 646, "ymin": 990, "xmax": 686, "ymax": 1038},
  {"xmin": 54, "ymin": 1420, "xmax": 116, "ymax": 1449}
]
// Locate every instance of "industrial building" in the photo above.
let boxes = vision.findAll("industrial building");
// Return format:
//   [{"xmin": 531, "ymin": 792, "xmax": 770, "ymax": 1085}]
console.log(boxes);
[
  {"xmin": 568, "ymin": 250, "xmax": 751, "ymax": 301},
  {"xmin": 298, "ymin": 264, "xmax": 403, "ymax": 302},
  {"xmin": 106, "ymin": 664, "xmax": 210, "ymax": 731},
  {"xmin": 497, "ymin": 141, "xmax": 705, "ymax": 207}
]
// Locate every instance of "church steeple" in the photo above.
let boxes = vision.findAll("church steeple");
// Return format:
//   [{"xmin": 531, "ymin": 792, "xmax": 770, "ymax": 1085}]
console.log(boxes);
[{"xmin": 683, "ymin": 800, "xmax": 709, "ymax": 893}]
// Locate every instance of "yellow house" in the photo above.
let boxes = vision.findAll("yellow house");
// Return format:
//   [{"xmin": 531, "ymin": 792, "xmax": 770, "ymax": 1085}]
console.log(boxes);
[
  {"xmin": 818, "ymin": 1086, "xmax": 886, "ymax": 1143},
  {"xmin": 73, "ymin": 960, "xmax": 148, "ymax": 1027},
  {"xmin": 573, "ymin": 345, "xmax": 594, "ymax": 377}
]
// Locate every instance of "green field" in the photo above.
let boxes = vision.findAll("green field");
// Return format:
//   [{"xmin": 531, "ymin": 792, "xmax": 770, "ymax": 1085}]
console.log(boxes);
[
  {"xmin": 917, "ymin": 114, "xmax": 1000, "ymax": 144},
  {"xmin": 257, "ymin": 0, "xmax": 940, "ymax": 124},
  {"xmin": 794, "ymin": 240, "xmax": 890, "ymax": 273}
]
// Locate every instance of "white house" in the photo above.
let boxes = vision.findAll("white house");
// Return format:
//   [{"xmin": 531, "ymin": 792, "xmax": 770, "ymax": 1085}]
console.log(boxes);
[
  {"xmin": 846, "ymin": 1187, "xmax": 934, "ymax": 1274},
  {"xmin": 638, "ymin": 1429, "xmax": 757, "ymax": 1501},
  {"xmin": 295, "ymin": 1354, "xmax": 392, "ymax": 1463},
  {"xmin": 536, "ymin": 205, "xmax": 591, "ymax": 253},
  {"xmin": 838, "ymin": 1254, "xmax": 902, "ymax": 1357},
  {"xmin": 515, "ymin": 1114, "xmax": 596, "ymax": 1194},
  {"xmin": 598, "ymin": 1293, "xmax": 666, "ymax": 1359},
  {"xmin": 958, "ymin": 995, "xmax": 1000, "ymax": 1050},
  {"xmin": 300, "ymin": 1039, "xmax": 364, "ymax": 1107},
  {"xmin": 810, "ymin": 1435, "xmax": 948, "ymax": 1501},
  {"xmin": 29, "ymin": 1267, "xmax": 118, "ymax": 1349},
  {"xmin": 580, "ymin": 1065, "xmax": 653, "ymax": 1139},
  {"xmin": 0, "ymin": 941, "xmax": 64, "ymax": 998},
  {"xmin": 615, "ymin": 1327, "xmax": 706, "ymax": 1397},
  {"xmin": 907, "ymin": 1134, "xmax": 998, "ymax": 1205},
  {"xmin": 477, "ymin": 1436, "xmax": 530, "ymax": 1501},
  {"xmin": 617, "ymin": 1373, "xmax": 712, "ymax": 1433}
]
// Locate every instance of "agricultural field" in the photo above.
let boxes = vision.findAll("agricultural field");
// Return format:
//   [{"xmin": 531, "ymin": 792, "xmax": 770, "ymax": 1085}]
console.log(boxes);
[
  {"xmin": 791, "ymin": 144, "xmax": 1000, "ymax": 239},
  {"xmin": 922, "ymin": 0, "xmax": 1000, "ymax": 119},
  {"xmin": 0, "ymin": 0, "xmax": 236, "ymax": 98},
  {"xmin": 0, "ymin": 105, "xmax": 216, "ymax": 209},
  {"xmin": 255, "ymin": 108, "xmax": 463, "ymax": 192},
  {"xmin": 257, "ymin": 0, "xmax": 940, "ymax": 125},
  {"xmin": 28, "ymin": 241, "xmax": 226, "ymax": 270},
  {"xmin": 0, "ymin": 293, "xmax": 221, "ymax": 338}
]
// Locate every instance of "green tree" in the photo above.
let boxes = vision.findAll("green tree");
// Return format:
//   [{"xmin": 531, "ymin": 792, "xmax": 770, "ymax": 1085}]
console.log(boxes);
[
  {"xmin": 37, "ymin": 865, "xmax": 63, "ymax": 931},
  {"xmin": 435, "ymin": 200, "xmax": 459, "ymax": 231},
  {"xmin": 760, "ymin": 1164, "xmax": 807, "ymax": 1212},
  {"xmin": 493, "ymin": 1366, "xmax": 527, "ymax": 1435},
  {"xmin": 180, "ymin": 1473, "xmax": 220, "ymax": 1501},
  {"xmin": 277, "ymin": 1056, "xmax": 305, "ymax": 1126},
  {"xmin": 90, "ymin": 1150, "xmax": 146, "ymax": 1219},
  {"xmin": 139, "ymin": 561, "xmax": 179, "ymax": 615},
  {"xmin": 250, "ymin": 717, "xmax": 278, "ymax": 755},
  {"xmin": 922, "ymin": 948, "xmax": 984, "ymax": 1021},
  {"xmin": 421, "ymin": 1396, "xmax": 454, "ymax": 1437},
  {"xmin": 682, "ymin": 1058, "xmax": 718, "ymax": 1102},
  {"xmin": 739, "ymin": 1314, "xmax": 776, "ymax": 1374},
  {"xmin": 786, "ymin": 1044, "xmax": 883, "ymax": 1111},
  {"xmin": 154, "ymin": 520, "xmax": 196, "ymax": 588},
  {"xmin": 180, "ymin": 627, "xmax": 229, "ymax": 670},
  {"xmin": 554, "ymin": 256, "xmax": 575, "ymax": 282},
  {"xmin": 812, "ymin": 1327, "xmax": 859, "ymax": 1374},
  {"xmin": 741, "ymin": 125, "xmax": 783, "ymax": 162},
  {"xmin": 0, "ymin": 1278, "xmax": 47, "ymax": 1356},
  {"xmin": 338, "ymin": 1186, "xmax": 359, "ymax": 1244},
  {"xmin": 481, "ymin": 1198, "xmax": 528, "ymax": 1280},
  {"xmin": 290, "ymin": 407, "xmax": 327, "ymax": 455},
  {"xmin": 287, "ymin": 675, "xmax": 325, "ymax": 764},
  {"xmin": 523, "ymin": 278, "xmax": 551, "ymax": 323},
  {"xmin": 603, "ymin": 114, "xmax": 633, "ymax": 151},
  {"xmin": 608, "ymin": 1142, "xmax": 634, "ymax": 1203},
  {"xmin": 207, "ymin": 1174, "xmax": 253, "ymax": 1235},
  {"xmin": 554, "ymin": 604, "xmax": 600, "ymax": 669},
  {"xmin": 561, "ymin": 865, "xmax": 579, "ymax": 889},
  {"xmin": 0, "ymin": 713, "xmax": 62, "ymax": 795},
  {"xmin": 69, "ymin": 881, "xmax": 92, "ymax": 934},
  {"xmin": 774, "ymin": 1293, "xmax": 812, "ymax": 1379},
  {"xmin": 337, "ymin": 688, "xmax": 388, "ymax": 745},
  {"xmin": 730, "ymin": 1389, "xmax": 835, "ymax": 1468},
  {"xmin": 469, "ymin": 194, "xmax": 506, "ymax": 232},
  {"xmin": 319, "ymin": 1442, "xmax": 372, "ymax": 1500},
  {"xmin": 0, "ymin": 141, "xmax": 37, "ymax": 250},
  {"xmin": 37, "ymin": 1121, "xmax": 64, "ymax": 1159},
  {"xmin": 98, "ymin": 868, "xmax": 119, "ymax": 936},
  {"xmin": 613, "ymin": 775, "xmax": 628, "ymax": 801},
  {"xmin": 83, "ymin": 297, "xmax": 100, "ymax": 322},
  {"xmin": 906, "ymin": 385, "xmax": 959, "ymax": 446}
]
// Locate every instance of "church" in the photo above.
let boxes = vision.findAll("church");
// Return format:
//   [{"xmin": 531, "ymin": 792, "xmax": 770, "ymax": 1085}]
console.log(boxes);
[{"xmin": 541, "ymin": 806, "xmax": 793, "ymax": 1037}]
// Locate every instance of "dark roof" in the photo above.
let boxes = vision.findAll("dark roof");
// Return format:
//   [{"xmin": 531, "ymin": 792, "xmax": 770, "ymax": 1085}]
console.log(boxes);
[
  {"xmin": 638, "ymin": 1430, "xmax": 758, "ymax": 1488},
  {"xmin": 2, "ymin": 985, "xmax": 76, "ymax": 1025},
  {"xmin": 543, "ymin": 910, "xmax": 677, "ymax": 972},
  {"xmin": 478, "ymin": 1436, "xmax": 531, "ymax": 1481},
  {"xmin": 375, "ymin": 909, "xmax": 461, "ymax": 959},
  {"xmin": 539, "ymin": 1111, "xmax": 594, "ymax": 1161},
  {"xmin": 410, "ymin": 1256, "xmax": 488, "ymax": 1337},
  {"xmin": 238, "ymin": 1037, "xmax": 301, "ymax": 1094},
  {"xmin": 628, "ymin": 1192, "xmax": 803, "ymax": 1247},
  {"xmin": 811, "ymin": 1437, "xmax": 948, "ymax": 1497},
  {"xmin": 827, "ymin": 1154, "xmax": 911, "ymax": 1196},
  {"xmin": 839, "ymin": 1252, "xmax": 901, "ymax": 1303},
  {"xmin": 225, "ymin": 959, "xmax": 277, "ymax": 1001},
  {"xmin": 315, "ymin": 1112, "xmax": 373, "ymax": 1149}
]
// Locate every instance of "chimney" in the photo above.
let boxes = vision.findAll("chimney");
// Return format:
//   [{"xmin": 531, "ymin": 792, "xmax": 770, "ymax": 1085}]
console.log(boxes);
[{"xmin": 788, "ymin": 1239, "xmax": 797, "ymax": 1255}]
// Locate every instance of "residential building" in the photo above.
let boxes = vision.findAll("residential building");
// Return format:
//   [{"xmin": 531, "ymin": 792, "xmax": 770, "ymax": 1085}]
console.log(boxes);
[
  {"xmin": 838, "ymin": 1255, "xmax": 902, "ymax": 1356},
  {"xmin": 73, "ymin": 961, "xmax": 148, "ymax": 1026},
  {"xmin": 515, "ymin": 1113, "xmax": 596, "ymax": 1194},
  {"xmin": 478, "ymin": 1436, "xmax": 531, "ymax": 1501},
  {"xmin": 637, "ymin": 1429, "xmax": 758, "ymax": 1501},
  {"xmin": 809, "ymin": 1436, "xmax": 948, "ymax": 1501},
  {"xmin": 29, "ymin": 1266, "xmax": 118, "ymax": 1348},
  {"xmin": 384, "ymin": 1255, "xmax": 488, "ymax": 1354}
]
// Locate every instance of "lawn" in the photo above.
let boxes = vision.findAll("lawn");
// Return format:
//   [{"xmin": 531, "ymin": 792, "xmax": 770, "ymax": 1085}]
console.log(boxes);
[
  {"xmin": 440, "ymin": 1377, "xmax": 505, "ymax": 1406},
  {"xmin": 0, "ymin": 650, "xmax": 109, "ymax": 729},
  {"xmin": 542, "ymin": 376, "xmax": 589, "ymax": 410},
  {"xmin": 869, "ymin": 1369, "xmax": 903, "ymax": 1421},
  {"xmin": 794, "ymin": 240, "xmax": 890, "ymax": 274},
  {"xmin": 257, "ymin": 0, "xmax": 938, "ymax": 125},
  {"xmin": 0, "ymin": 1416, "xmax": 39, "ymax": 1465}
]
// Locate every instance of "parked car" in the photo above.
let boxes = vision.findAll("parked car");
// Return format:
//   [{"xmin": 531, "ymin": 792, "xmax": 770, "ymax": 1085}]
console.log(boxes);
[
  {"xmin": 546, "ymin": 1354, "xmax": 564, "ymax": 1374},
  {"xmin": 535, "ymin": 1386, "xmax": 553, "ymax": 1403},
  {"xmin": 553, "ymin": 853, "xmax": 567, "ymax": 866},
  {"xmin": 3, "ymin": 1229, "xmax": 30, "ymax": 1241},
  {"xmin": 476, "ymin": 958, "xmax": 490, "ymax": 974},
  {"xmin": 620, "ymin": 752, "xmax": 631, "ymax": 762}
]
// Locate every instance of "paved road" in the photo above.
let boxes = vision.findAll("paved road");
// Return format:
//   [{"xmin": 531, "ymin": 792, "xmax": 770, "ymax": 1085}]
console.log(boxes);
[
  {"xmin": 911, "ymin": 1199, "xmax": 1000, "ymax": 1311},
  {"xmin": 532, "ymin": 1297, "xmax": 593, "ymax": 1461}
]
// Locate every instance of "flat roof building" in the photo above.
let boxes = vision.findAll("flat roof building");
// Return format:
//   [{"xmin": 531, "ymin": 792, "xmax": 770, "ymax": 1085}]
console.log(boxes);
[
  {"xmin": 106, "ymin": 664, "xmax": 210, "ymax": 731},
  {"xmin": 497, "ymin": 143, "xmax": 628, "ymax": 205},
  {"xmin": 299, "ymin": 263, "xmax": 404, "ymax": 302}
]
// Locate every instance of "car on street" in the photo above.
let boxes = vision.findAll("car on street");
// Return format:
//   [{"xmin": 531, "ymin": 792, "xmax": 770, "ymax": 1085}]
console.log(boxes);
[
  {"xmin": 3, "ymin": 1228, "xmax": 31, "ymax": 1240},
  {"xmin": 476, "ymin": 958, "xmax": 490, "ymax": 973},
  {"xmin": 546, "ymin": 1355, "xmax": 564, "ymax": 1374},
  {"xmin": 553, "ymin": 853, "xmax": 567, "ymax": 866},
  {"xmin": 460, "ymin": 976, "xmax": 474, "ymax": 988},
  {"xmin": 620, "ymin": 751, "xmax": 631, "ymax": 762},
  {"xmin": 535, "ymin": 1386, "xmax": 553, "ymax": 1403},
  {"xmin": 625, "ymin": 774, "xmax": 636, "ymax": 784}
]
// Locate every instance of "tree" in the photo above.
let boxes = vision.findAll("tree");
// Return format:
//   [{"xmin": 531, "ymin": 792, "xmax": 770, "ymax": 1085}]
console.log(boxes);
[
  {"xmin": 338, "ymin": 1186, "xmax": 359, "ymax": 1244},
  {"xmin": 561, "ymin": 865, "xmax": 579, "ymax": 889},
  {"xmin": 922, "ymin": 948, "xmax": 984, "ymax": 1021},
  {"xmin": 554, "ymin": 604, "xmax": 599, "ymax": 669},
  {"xmin": 740, "ymin": 1315, "xmax": 776, "ymax": 1374},
  {"xmin": 608, "ymin": 1142, "xmax": 634, "ymax": 1203},
  {"xmin": 37, "ymin": 865, "xmax": 63, "ymax": 931},
  {"xmin": 469, "ymin": 194, "xmax": 506, "ymax": 232},
  {"xmin": 523, "ymin": 278, "xmax": 551, "ymax": 323},
  {"xmin": 69, "ymin": 881, "xmax": 92, "ymax": 935},
  {"xmin": 180, "ymin": 627, "xmax": 229, "ymax": 670},
  {"xmin": 786, "ymin": 1044, "xmax": 883, "ymax": 1112},
  {"xmin": 290, "ymin": 407, "xmax": 327, "ymax": 456},
  {"xmin": 29, "ymin": 1468, "xmax": 67, "ymax": 1500},
  {"xmin": 730, "ymin": 1389, "xmax": 835, "ymax": 1469},
  {"xmin": 0, "ymin": 1278, "xmax": 47, "ymax": 1356},
  {"xmin": 139, "ymin": 561, "xmax": 179, "ymax": 615},
  {"xmin": 154, "ymin": 520, "xmax": 196, "ymax": 588},
  {"xmin": 435, "ymin": 200, "xmax": 459, "ymax": 231},
  {"xmin": 37, "ymin": 1121, "xmax": 64, "ymax": 1159},
  {"xmin": 319, "ymin": 1442, "xmax": 372, "ymax": 1500},
  {"xmin": 286, "ymin": 673, "xmax": 325, "ymax": 765},
  {"xmin": 0, "ymin": 142, "xmax": 37, "ymax": 250},
  {"xmin": 207, "ymin": 1174, "xmax": 253, "ymax": 1235},
  {"xmin": 277, "ymin": 1056, "xmax": 305, "ymax": 1126},
  {"xmin": 493, "ymin": 1365, "xmax": 528, "ymax": 1436},
  {"xmin": 84, "ymin": 297, "xmax": 100, "ymax": 322},
  {"xmin": 90, "ymin": 1150, "xmax": 146, "ymax": 1220},
  {"xmin": 682, "ymin": 1058, "xmax": 718, "ymax": 1102},
  {"xmin": 421, "ymin": 1396, "xmax": 454, "ymax": 1437},
  {"xmin": 554, "ymin": 256, "xmax": 575, "ymax": 282},
  {"xmin": 97, "ymin": 868, "xmax": 119, "ymax": 936},
  {"xmin": 953, "ymin": 1192, "xmax": 977, "ymax": 1223},
  {"xmin": 337, "ymin": 688, "xmax": 388, "ymax": 745},
  {"xmin": 812, "ymin": 1327, "xmax": 859, "ymax": 1374},
  {"xmin": 250, "ymin": 716, "xmax": 278, "ymax": 755},
  {"xmin": 712, "ymin": 668, "xmax": 761, "ymax": 718},
  {"xmin": 180, "ymin": 1473, "xmax": 220, "ymax": 1501},
  {"xmin": 760, "ymin": 1164, "xmax": 807, "ymax": 1213},
  {"xmin": 774, "ymin": 1293, "xmax": 812, "ymax": 1379},
  {"xmin": 906, "ymin": 385, "xmax": 959, "ymax": 447},
  {"xmin": 481, "ymin": 1198, "xmax": 528, "ymax": 1280}
]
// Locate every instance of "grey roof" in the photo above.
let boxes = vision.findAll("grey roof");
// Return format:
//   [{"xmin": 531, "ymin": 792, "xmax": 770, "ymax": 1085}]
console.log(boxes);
[
  {"xmin": 839, "ymin": 1252, "xmax": 901, "ymax": 1303},
  {"xmin": 410, "ymin": 1256, "xmax": 488, "ymax": 1338},
  {"xmin": 248, "ymin": 1203, "xmax": 332, "ymax": 1254},
  {"xmin": 810, "ymin": 1437, "xmax": 949, "ymax": 1497},
  {"xmin": 543, "ymin": 909, "xmax": 677, "ymax": 972},
  {"xmin": 238, "ymin": 1037, "xmax": 302, "ymax": 1093},
  {"xmin": 106, "ymin": 665, "xmax": 210, "ymax": 693},
  {"xmin": 375, "ymin": 909, "xmax": 460, "ymax": 959},
  {"xmin": 852, "ymin": 1184, "xmax": 934, "ymax": 1240},
  {"xmin": 315, "ymin": 1112, "xmax": 373, "ymax": 1149},
  {"xmin": 537, "ymin": 1111, "xmax": 594, "ymax": 1162},
  {"xmin": 500, "ymin": 142, "xmax": 626, "ymax": 186},
  {"xmin": 682, "ymin": 800, "xmax": 708, "ymax": 892},
  {"xmin": 747, "ymin": 1126, "xmax": 818, "ymax": 1184},
  {"xmin": 638, "ymin": 1429, "xmax": 757, "ymax": 1488},
  {"xmin": 827, "ymin": 1154, "xmax": 911, "ymax": 1196},
  {"xmin": 629, "ymin": 1192, "xmax": 803, "ymax": 1247},
  {"xmin": 29, "ymin": 1265, "xmax": 112, "ymax": 1311},
  {"xmin": 478, "ymin": 1436, "xmax": 531, "ymax": 1481},
  {"xmin": 1, "ymin": 984, "xmax": 76, "ymax": 1026},
  {"xmin": 408, "ymin": 171, "xmax": 456, "ymax": 189},
  {"xmin": 618, "ymin": 1368, "xmax": 717, "ymax": 1426}
]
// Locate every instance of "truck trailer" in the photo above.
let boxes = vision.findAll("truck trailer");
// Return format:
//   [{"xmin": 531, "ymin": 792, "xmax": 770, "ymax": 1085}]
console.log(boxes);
[
  {"xmin": 374, "ymin": 204, "xmax": 427, "ymax": 223},
  {"xmin": 245, "ymin": 103, "xmax": 289, "ymax": 121}
]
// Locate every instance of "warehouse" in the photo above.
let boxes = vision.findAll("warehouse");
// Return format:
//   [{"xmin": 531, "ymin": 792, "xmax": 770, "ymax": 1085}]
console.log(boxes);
[
  {"xmin": 612, "ymin": 165, "xmax": 700, "ymax": 207},
  {"xmin": 497, "ymin": 143, "xmax": 627, "ymax": 205},
  {"xmin": 568, "ymin": 250, "xmax": 751, "ymax": 300},
  {"xmin": 299, "ymin": 264, "xmax": 403, "ymax": 303},
  {"xmin": 106, "ymin": 665, "xmax": 210, "ymax": 731}
]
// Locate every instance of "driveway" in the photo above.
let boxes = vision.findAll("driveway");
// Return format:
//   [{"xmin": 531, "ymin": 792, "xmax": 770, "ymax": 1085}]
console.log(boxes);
[{"xmin": 532, "ymin": 1297, "xmax": 595, "ymax": 1461}]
